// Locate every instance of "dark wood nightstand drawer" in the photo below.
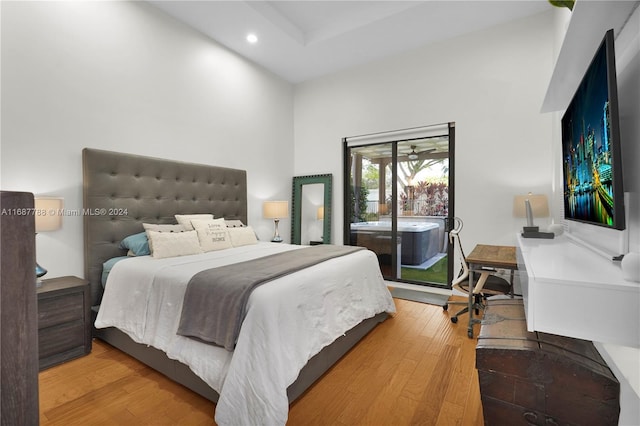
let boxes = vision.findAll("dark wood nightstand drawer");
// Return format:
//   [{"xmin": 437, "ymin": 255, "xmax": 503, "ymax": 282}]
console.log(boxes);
[
  {"xmin": 38, "ymin": 293, "xmax": 84, "ymax": 329},
  {"xmin": 37, "ymin": 276, "xmax": 91, "ymax": 370},
  {"xmin": 39, "ymin": 320, "xmax": 85, "ymax": 359}
]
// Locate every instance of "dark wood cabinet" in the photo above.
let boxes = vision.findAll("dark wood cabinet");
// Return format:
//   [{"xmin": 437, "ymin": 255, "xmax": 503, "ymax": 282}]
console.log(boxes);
[
  {"xmin": 37, "ymin": 276, "xmax": 91, "ymax": 370},
  {"xmin": 0, "ymin": 191, "xmax": 39, "ymax": 425},
  {"xmin": 476, "ymin": 299, "xmax": 619, "ymax": 426}
]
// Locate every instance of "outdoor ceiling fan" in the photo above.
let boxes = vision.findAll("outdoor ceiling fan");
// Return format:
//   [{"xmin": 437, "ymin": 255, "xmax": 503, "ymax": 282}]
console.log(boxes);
[{"xmin": 407, "ymin": 145, "xmax": 435, "ymax": 160}]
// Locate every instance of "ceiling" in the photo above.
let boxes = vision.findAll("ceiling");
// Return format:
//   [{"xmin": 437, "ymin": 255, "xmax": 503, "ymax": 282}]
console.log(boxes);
[
  {"xmin": 352, "ymin": 136, "xmax": 450, "ymax": 162},
  {"xmin": 149, "ymin": 1, "xmax": 551, "ymax": 84}
]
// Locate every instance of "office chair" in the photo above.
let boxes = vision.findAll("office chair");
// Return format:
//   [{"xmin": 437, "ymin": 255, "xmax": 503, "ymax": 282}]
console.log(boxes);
[{"xmin": 442, "ymin": 217, "xmax": 513, "ymax": 325}]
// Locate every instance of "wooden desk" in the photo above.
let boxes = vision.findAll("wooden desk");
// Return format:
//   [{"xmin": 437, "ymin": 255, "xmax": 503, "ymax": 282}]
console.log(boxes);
[
  {"xmin": 467, "ymin": 244, "xmax": 517, "ymax": 270},
  {"xmin": 465, "ymin": 244, "xmax": 517, "ymax": 338}
]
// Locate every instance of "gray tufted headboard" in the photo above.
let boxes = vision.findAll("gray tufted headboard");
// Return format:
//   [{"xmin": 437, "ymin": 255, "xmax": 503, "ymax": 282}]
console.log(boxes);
[{"xmin": 83, "ymin": 148, "xmax": 248, "ymax": 306}]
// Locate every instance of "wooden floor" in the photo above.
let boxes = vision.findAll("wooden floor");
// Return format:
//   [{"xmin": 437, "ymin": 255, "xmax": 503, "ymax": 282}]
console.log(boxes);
[{"xmin": 39, "ymin": 297, "xmax": 484, "ymax": 425}]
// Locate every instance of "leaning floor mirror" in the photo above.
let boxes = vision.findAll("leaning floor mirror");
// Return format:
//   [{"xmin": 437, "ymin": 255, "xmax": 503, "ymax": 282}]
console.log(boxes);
[{"xmin": 291, "ymin": 174, "xmax": 332, "ymax": 245}]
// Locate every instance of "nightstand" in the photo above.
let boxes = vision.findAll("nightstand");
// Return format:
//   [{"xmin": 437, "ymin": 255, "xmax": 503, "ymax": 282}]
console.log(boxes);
[{"xmin": 37, "ymin": 276, "xmax": 91, "ymax": 370}]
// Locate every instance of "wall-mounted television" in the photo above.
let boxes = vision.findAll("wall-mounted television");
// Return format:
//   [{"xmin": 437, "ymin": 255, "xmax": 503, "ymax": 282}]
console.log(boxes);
[{"xmin": 561, "ymin": 29, "xmax": 625, "ymax": 230}]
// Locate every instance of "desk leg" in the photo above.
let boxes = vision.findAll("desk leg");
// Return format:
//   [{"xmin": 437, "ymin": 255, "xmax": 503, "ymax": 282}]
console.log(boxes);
[
  {"xmin": 467, "ymin": 270, "xmax": 475, "ymax": 339},
  {"xmin": 468, "ymin": 271, "xmax": 490, "ymax": 338},
  {"xmin": 510, "ymin": 269, "xmax": 515, "ymax": 297}
]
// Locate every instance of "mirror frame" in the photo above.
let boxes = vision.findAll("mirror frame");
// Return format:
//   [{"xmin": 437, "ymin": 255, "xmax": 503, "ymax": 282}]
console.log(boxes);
[{"xmin": 291, "ymin": 174, "xmax": 332, "ymax": 245}]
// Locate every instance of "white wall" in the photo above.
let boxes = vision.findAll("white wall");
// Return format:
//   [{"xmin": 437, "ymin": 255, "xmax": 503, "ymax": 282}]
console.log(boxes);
[
  {"xmin": 293, "ymin": 11, "xmax": 556, "ymax": 250},
  {"xmin": 1, "ymin": 1, "xmax": 294, "ymax": 280},
  {"xmin": 615, "ymin": 5, "xmax": 640, "ymax": 253},
  {"xmin": 588, "ymin": 6, "xmax": 639, "ymax": 425}
]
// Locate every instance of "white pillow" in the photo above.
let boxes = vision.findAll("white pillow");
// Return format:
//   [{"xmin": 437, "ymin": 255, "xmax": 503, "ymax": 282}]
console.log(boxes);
[
  {"xmin": 142, "ymin": 223, "xmax": 186, "ymax": 232},
  {"xmin": 142, "ymin": 223, "xmax": 188, "ymax": 252},
  {"xmin": 175, "ymin": 214, "xmax": 214, "ymax": 230},
  {"xmin": 146, "ymin": 230, "xmax": 203, "ymax": 259},
  {"xmin": 191, "ymin": 218, "xmax": 232, "ymax": 252},
  {"xmin": 228, "ymin": 226, "xmax": 258, "ymax": 247},
  {"xmin": 225, "ymin": 219, "xmax": 246, "ymax": 228}
]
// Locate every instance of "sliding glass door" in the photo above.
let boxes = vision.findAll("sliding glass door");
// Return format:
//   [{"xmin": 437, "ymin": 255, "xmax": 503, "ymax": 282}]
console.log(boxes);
[{"xmin": 344, "ymin": 123, "xmax": 454, "ymax": 288}]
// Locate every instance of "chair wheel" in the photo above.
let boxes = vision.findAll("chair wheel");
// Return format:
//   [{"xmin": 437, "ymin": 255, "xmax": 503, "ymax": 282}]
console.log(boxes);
[
  {"xmin": 443, "ymin": 304, "xmax": 448, "ymax": 311},
  {"xmin": 451, "ymin": 316, "xmax": 458, "ymax": 324}
]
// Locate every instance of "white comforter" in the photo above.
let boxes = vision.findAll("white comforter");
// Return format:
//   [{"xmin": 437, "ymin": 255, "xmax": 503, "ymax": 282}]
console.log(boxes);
[{"xmin": 95, "ymin": 242, "xmax": 395, "ymax": 425}]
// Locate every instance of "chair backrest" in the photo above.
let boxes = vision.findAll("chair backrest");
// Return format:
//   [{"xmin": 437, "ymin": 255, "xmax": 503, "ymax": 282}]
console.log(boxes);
[{"xmin": 449, "ymin": 217, "xmax": 469, "ymax": 288}]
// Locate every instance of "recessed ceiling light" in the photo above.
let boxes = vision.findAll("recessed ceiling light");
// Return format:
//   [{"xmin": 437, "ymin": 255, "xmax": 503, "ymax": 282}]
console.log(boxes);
[{"xmin": 246, "ymin": 33, "xmax": 258, "ymax": 44}]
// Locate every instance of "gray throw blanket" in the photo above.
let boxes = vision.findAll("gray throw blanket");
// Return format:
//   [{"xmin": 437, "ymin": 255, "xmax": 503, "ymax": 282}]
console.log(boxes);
[{"xmin": 177, "ymin": 244, "xmax": 364, "ymax": 350}]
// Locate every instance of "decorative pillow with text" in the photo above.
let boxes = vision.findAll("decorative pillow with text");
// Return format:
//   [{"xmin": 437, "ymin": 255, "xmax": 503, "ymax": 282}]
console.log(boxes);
[
  {"xmin": 191, "ymin": 218, "xmax": 232, "ymax": 252},
  {"xmin": 175, "ymin": 214, "xmax": 214, "ymax": 230}
]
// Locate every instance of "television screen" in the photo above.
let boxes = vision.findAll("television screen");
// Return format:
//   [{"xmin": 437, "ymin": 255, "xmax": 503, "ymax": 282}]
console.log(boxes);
[{"xmin": 561, "ymin": 29, "xmax": 625, "ymax": 230}]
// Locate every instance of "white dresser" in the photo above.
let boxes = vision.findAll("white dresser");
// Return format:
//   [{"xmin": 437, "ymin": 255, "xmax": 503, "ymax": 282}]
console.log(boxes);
[{"xmin": 517, "ymin": 234, "xmax": 640, "ymax": 425}]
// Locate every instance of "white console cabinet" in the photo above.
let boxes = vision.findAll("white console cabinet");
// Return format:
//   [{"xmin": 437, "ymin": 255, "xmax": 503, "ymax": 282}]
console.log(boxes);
[
  {"xmin": 517, "ymin": 234, "xmax": 639, "ymax": 348},
  {"xmin": 517, "ymin": 234, "xmax": 640, "ymax": 424}
]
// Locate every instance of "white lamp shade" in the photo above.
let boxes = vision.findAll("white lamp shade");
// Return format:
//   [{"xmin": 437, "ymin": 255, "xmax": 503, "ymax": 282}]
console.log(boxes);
[
  {"xmin": 513, "ymin": 194, "xmax": 549, "ymax": 218},
  {"xmin": 263, "ymin": 201, "xmax": 289, "ymax": 219},
  {"xmin": 34, "ymin": 197, "xmax": 64, "ymax": 232}
]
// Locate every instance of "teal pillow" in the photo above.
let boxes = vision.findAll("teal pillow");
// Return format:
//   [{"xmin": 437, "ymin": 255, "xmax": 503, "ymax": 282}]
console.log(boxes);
[
  {"xmin": 119, "ymin": 232, "xmax": 150, "ymax": 256},
  {"xmin": 101, "ymin": 256, "xmax": 129, "ymax": 287}
]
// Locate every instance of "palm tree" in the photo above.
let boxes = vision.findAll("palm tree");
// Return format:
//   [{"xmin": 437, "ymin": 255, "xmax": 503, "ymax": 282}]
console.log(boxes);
[{"xmin": 397, "ymin": 158, "xmax": 445, "ymax": 189}]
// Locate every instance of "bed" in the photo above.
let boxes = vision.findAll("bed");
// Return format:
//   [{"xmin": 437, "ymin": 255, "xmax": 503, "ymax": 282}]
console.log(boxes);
[{"xmin": 82, "ymin": 148, "xmax": 395, "ymax": 425}]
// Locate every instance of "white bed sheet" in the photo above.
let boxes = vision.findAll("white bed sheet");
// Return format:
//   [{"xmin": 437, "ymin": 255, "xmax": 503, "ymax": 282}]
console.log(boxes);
[{"xmin": 95, "ymin": 242, "xmax": 395, "ymax": 425}]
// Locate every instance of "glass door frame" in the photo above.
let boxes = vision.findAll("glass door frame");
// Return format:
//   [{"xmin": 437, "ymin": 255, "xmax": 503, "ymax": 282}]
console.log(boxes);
[{"xmin": 342, "ymin": 122, "xmax": 456, "ymax": 289}]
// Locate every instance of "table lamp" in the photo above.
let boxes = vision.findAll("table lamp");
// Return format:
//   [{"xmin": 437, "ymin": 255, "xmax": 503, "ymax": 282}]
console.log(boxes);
[
  {"xmin": 263, "ymin": 201, "xmax": 288, "ymax": 243},
  {"xmin": 513, "ymin": 193, "xmax": 553, "ymax": 239},
  {"xmin": 34, "ymin": 197, "xmax": 64, "ymax": 284}
]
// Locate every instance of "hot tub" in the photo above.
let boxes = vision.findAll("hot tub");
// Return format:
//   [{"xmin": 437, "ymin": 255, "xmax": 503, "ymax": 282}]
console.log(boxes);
[{"xmin": 350, "ymin": 221, "xmax": 441, "ymax": 265}]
